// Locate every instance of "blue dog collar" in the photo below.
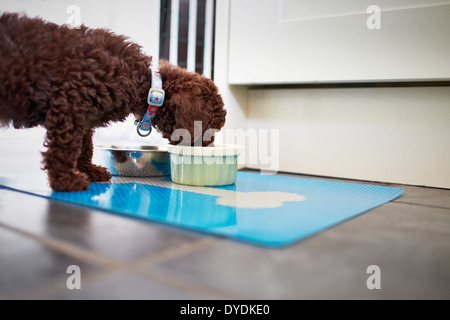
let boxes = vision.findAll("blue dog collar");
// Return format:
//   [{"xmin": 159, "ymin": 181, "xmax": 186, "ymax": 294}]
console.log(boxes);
[{"xmin": 136, "ymin": 67, "xmax": 165, "ymax": 137}]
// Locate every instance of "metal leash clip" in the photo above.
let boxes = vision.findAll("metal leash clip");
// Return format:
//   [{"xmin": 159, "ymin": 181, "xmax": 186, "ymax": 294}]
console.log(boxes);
[{"xmin": 135, "ymin": 119, "xmax": 152, "ymax": 137}]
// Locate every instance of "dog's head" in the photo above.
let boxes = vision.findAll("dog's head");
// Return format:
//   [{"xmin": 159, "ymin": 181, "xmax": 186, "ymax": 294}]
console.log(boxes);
[{"xmin": 144, "ymin": 60, "xmax": 226, "ymax": 146}]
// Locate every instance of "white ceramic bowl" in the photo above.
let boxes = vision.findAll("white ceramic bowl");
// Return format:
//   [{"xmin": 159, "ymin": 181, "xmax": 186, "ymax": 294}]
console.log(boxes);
[{"xmin": 167, "ymin": 144, "xmax": 241, "ymax": 186}]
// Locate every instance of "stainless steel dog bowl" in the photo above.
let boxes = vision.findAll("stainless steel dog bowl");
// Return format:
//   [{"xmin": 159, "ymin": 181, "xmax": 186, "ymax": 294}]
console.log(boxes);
[{"xmin": 95, "ymin": 145, "xmax": 170, "ymax": 177}]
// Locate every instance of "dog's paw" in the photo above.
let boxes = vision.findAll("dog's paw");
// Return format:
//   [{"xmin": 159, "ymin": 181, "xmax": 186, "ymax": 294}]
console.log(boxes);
[
  {"xmin": 49, "ymin": 171, "xmax": 90, "ymax": 192},
  {"xmin": 83, "ymin": 164, "xmax": 112, "ymax": 182}
]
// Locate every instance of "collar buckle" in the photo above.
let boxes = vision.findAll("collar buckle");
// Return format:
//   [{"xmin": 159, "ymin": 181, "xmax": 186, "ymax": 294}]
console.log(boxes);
[{"xmin": 147, "ymin": 87, "xmax": 165, "ymax": 107}]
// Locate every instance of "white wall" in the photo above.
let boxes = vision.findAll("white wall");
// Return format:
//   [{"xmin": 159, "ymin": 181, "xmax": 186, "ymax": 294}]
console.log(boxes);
[
  {"xmin": 0, "ymin": 0, "xmax": 166, "ymax": 156},
  {"xmin": 247, "ymin": 86, "xmax": 450, "ymax": 188},
  {"xmin": 213, "ymin": 0, "xmax": 249, "ymax": 168}
]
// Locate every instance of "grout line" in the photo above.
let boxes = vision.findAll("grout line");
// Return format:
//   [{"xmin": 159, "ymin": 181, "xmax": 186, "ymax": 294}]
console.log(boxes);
[
  {"xmin": 0, "ymin": 222, "xmax": 218, "ymax": 271},
  {"xmin": 11, "ymin": 269, "xmax": 113, "ymax": 300},
  {"xmin": 0, "ymin": 222, "xmax": 121, "ymax": 269},
  {"xmin": 135, "ymin": 266, "xmax": 253, "ymax": 300},
  {"xmin": 391, "ymin": 201, "xmax": 450, "ymax": 211},
  {"xmin": 0, "ymin": 222, "xmax": 236, "ymax": 299},
  {"xmin": 126, "ymin": 237, "xmax": 246, "ymax": 299},
  {"xmin": 130, "ymin": 237, "xmax": 218, "ymax": 268},
  {"xmin": 124, "ymin": 237, "xmax": 253, "ymax": 299},
  {"xmin": 13, "ymin": 264, "xmax": 249, "ymax": 300}
]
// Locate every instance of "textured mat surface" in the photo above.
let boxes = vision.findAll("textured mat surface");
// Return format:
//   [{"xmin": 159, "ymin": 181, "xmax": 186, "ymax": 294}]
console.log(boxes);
[{"xmin": 0, "ymin": 171, "xmax": 403, "ymax": 247}]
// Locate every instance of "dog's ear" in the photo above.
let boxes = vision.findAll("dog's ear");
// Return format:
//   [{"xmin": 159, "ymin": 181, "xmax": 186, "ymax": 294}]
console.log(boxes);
[{"xmin": 158, "ymin": 59, "xmax": 171, "ymax": 69}]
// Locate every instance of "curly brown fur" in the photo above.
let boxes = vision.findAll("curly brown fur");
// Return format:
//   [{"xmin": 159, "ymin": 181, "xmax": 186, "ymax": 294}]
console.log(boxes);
[
  {"xmin": 152, "ymin": 60, "xmax": 226, "ymax": 145},
  {"xmin": 0, "ymin": 13, "xmax": 226, "ymax": 192}
]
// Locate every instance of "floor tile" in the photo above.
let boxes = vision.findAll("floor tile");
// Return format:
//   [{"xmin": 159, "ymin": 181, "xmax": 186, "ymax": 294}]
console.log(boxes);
[
  {"xmin": 1, "ymin": 162, "xmax": 448, "ymax": 300},
  {"xmin": 45, "ymin": 271, "xmax": 201, "ymax": 300},
  {"xmin": 0, "ymin": 189, "xmax": 207, "ymax": 262},
  {"xmin": 389, "ymin": 184, "xmax": 450, "ymax": 209},
  {"xmin": 150, "ymin": 202, "xmax": 450, "ymax": 299},
  {"xmin": 0, "ymin": 227, "xmax": 98, "ymax": 298}
]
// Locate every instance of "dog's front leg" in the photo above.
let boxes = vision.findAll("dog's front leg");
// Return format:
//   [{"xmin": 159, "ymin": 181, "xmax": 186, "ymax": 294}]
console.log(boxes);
[
  {"xmin": 77, "ymin": 129, "xmax": 112, "ymax": 182},
  {"xmin": 42, "ymin": 108, "xmax": 90, "ymax": 192}
]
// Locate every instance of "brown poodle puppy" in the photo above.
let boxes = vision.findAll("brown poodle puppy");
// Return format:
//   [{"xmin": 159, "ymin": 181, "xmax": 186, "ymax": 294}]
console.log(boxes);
[{"xmin": 0, "ymin": 13, "xmax": 226, "ymax": 192}]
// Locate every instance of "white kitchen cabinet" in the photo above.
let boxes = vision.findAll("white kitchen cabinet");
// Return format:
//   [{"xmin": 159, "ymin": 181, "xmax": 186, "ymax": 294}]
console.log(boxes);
[{"xmin": 229, "ymin": 0, "xmax": 450, "ymax": 84}]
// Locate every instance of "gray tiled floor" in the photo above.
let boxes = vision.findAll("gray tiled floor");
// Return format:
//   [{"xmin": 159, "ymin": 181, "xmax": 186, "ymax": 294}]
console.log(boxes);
[
  {"xmin": 0, "ymin": 227, "xmax": 98, "ymax": 298},
  {"xmin": 46, "ymin": 272, "xmax": 204, "ymax": 300},
  {"xmin": 0, "ymin": 144, "xmax": 449, "ymax": 299},
  {"xmin": 149, "ymin": 201, "xmax": 450, "ymax": 299},
  {"xmin": 0, "ymin": 191, "xmax": 207, "ymax": 262}
]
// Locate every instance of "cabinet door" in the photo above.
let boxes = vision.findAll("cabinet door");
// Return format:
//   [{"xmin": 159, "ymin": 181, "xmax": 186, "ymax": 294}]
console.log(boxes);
[{"xmin": 229, "ymin": 0, "xmax": 450, "ymax": 84}]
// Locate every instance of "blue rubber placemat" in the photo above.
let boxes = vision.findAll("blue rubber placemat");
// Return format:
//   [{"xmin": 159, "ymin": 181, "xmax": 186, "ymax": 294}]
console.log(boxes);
[{"xmin": 0, "ymin": 172, "xmax": 403, "ymax": 247}]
